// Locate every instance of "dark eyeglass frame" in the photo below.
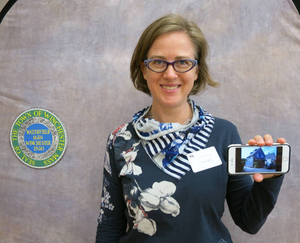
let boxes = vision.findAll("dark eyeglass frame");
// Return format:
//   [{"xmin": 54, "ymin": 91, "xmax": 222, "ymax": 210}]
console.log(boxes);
[{"xmin": 144, "ymin": 59, "xmax": 198, "ymax": 73}]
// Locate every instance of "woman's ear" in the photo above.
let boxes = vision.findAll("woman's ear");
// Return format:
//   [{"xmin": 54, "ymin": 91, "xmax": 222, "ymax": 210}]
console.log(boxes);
[
  {"xmin": 141, "ymin": 62, "xmax": 147, "ymax": 80},
  {"xmin": 194, "ymin": 65, "xmax": 199, "ymax": 81}
]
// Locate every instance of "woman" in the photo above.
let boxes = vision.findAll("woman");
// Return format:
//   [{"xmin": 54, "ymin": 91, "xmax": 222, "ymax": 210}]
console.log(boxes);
[{"xmin": 96, "ymin": 14, "xmax": 285, "ymax": 243}]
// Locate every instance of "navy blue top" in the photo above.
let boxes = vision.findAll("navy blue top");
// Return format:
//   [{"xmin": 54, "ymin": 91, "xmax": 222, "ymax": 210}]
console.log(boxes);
[{"xmin": 96, "ymin": 118, "xmax": 284, "ymax": 243}]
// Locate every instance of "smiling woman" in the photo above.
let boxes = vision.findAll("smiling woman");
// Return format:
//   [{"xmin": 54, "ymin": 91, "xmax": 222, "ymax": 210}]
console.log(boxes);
[
  {"xmin": 130, "ymin": 14, "xmax": 219, "ymax": 97},
  {"xmin": 141, "ymin": 31, "xmax": 199, "ymax": 123},
  {"xmin": 95, "ymin": 14, "xmax": 286, "ymax": 243}
]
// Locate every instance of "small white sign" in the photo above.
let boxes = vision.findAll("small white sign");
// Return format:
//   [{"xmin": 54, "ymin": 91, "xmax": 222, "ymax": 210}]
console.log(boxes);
[{"xmin": 187, "ymin": 146, "xmax": 222, "ymax": 173}]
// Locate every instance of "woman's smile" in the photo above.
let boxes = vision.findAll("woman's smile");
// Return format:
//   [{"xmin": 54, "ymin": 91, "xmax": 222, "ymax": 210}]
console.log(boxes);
[{"xmin": 161, "ymin": 85, "xmax": 180, "ymax": 91}]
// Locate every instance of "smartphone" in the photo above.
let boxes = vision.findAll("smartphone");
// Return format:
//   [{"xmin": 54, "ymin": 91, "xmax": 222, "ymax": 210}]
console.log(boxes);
[{"xmin": 227, "ymin": 143, "xmax": 290, "ymax": 175}]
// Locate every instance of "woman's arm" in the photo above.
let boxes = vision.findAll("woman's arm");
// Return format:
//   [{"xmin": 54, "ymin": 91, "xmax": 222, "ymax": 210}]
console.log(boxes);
[
  {"xmin": 227, "ymin": 134, "xmax": 285, "ymax": 234},
  {"xmin": 95, "ymin": 136, "xmax": 127, "ymax": 243}
]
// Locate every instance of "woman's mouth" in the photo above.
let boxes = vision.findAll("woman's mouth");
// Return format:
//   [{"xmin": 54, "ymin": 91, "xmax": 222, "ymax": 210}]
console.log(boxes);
[{"xmin": 161, "ymin": 85, "xmax": 180, "ymax": 90}]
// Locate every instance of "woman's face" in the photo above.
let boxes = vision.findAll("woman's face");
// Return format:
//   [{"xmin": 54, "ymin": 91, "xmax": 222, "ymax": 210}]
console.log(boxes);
[{"xmin": 142, "ymin": 31, "xmax": 198, "ymax": 110}]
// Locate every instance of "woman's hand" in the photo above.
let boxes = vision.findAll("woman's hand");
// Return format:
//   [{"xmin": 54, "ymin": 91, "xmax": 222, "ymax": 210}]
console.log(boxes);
[{"xmin": 247, "ymin": 134, "xmax": 286, "ymax": 182}]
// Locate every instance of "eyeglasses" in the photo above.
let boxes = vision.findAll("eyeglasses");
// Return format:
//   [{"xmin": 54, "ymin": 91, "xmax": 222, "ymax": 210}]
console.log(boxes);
[{"xmin": 144, "ymin": 59, "xmax": 197, "ymax": 73}]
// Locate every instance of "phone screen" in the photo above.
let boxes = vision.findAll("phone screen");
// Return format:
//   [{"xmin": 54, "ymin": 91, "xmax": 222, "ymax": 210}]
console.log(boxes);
[{"xmin": 235, "ymin": 146, "xmax": 283, "ymax": 173}]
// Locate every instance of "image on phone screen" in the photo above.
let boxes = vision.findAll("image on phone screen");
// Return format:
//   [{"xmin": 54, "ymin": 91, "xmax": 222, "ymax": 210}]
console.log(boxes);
[{"xmin": 235, "ymin": 146, "xmax": 283, "ymax": 173}]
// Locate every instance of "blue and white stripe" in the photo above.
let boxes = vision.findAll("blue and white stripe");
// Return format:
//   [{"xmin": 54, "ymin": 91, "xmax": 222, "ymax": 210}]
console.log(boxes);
[
  {"xmin": 145, "ymin": 117, "xmax": 215, "ymax": 180},
  {"xmin": 133, "ymin": 101, "xmax": 215, "ymax": 180}
]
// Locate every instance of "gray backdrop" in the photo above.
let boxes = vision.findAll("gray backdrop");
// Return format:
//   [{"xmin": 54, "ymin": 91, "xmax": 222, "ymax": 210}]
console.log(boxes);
[{"xmin": 0, "ymin": 0, "xmax": 299, "ymax": 242}]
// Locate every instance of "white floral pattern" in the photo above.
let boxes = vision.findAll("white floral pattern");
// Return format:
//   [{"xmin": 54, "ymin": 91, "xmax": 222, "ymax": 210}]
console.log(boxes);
[
  {"xmin": 125, "ymin": 180, "xmax": 180, "ymax": 236},
  {"xmin": 120, "ymin": 141, "xmax": 142, "ymax": 176},
  {"xmin": 110, "ymin": 124, "xmax": 132, "ymax": 145},
  {"xmin": 98, "ymin": 176, "xmax": 114, "ymax": 224},
  {"xmin": 100, "ymin": 122, "xmax": 181, "ymax": 236},
  {"xmin": 103, "ymin": 150, "xmax": 112, "ymax": 175}
]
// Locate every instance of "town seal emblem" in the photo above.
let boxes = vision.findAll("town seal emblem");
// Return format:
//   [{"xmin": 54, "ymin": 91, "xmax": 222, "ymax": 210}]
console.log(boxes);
[{"xmin": 10, "ymin": 108, "xmax": 67, "ymax": 168}]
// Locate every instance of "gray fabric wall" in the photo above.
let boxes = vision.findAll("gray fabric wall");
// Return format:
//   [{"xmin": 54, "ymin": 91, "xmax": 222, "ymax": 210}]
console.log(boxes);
[{"xmin": 0, "ymin": 0, "xmax": 299, "ymax": 242}]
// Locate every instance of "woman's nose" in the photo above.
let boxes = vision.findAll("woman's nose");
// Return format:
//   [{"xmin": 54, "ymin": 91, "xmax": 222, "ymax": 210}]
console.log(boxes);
[{"xmin": 163, "ymin": 64, "xmax": 178, "ymax": 80}]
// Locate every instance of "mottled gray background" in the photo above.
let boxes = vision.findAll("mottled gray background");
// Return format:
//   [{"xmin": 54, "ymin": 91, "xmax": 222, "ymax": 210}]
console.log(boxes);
[{"xmin": 0, "ymin": 0, "xmax": 299, "ymax": 242}]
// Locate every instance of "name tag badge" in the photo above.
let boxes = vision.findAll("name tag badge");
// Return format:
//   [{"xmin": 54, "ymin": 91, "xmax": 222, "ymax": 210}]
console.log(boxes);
[{"xmin": 187, "ymin": 146, "xmax": 222, "ymax": 173}]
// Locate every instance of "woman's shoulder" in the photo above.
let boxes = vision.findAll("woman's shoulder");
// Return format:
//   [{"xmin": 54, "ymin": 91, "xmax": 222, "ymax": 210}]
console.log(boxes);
[
  {"xmin": 108, "ymin": 122, "xmax": 135, "ymax": 140},
  {"xmin": 211, "ymin": 117, "xmax": 240, "ymax": 139},
  {"xmin": 213, "ymin": 117, "xmax": 238, "ymax": 130},
  {"xmin": 209, "ymin": 117, "xmax": 241, "ymax": 145},
  {"xmin": 105, "ymin": 122, "xmax": 138, "ymax": 148}
]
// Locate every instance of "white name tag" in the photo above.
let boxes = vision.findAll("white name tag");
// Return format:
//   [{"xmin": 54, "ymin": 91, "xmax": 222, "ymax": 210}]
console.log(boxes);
[{"xmin": 187, "ymin": 146, "xmax": 222, "ymax": 173}]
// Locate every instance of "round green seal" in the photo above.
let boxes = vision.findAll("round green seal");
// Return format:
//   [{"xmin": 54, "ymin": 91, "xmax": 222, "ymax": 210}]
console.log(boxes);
[{"xmin": 10, "ymin": 108, "xmax": 67, "ymax": 168}]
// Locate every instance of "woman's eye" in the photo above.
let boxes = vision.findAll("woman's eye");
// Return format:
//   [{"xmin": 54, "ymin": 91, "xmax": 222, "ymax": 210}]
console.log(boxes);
[
  {"xmin": 177, "ymin": 60, "xmax": 188, "ymax": 66},
  {"xmin": 153, "ymin": 60, "xmax": 164, "ymax": 65}
]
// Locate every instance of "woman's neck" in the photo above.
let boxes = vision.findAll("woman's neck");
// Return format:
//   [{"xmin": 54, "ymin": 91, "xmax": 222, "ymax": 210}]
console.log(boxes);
[{"xmin": 148, "ymin": 100, "xmax": 192, "ymax": 124}]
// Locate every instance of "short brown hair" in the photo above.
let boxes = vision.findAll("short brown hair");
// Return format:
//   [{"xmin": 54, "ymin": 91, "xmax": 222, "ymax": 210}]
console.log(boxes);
[{"xmin": 130, "ymin": 14, "xmax": 218, "ymax": 96}]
